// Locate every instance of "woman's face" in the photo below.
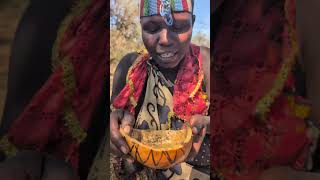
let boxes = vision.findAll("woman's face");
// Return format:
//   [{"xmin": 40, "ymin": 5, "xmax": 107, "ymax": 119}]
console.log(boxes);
[{"xmin": 141, "ymin": 12, "xmax": 193, "ymax": 68}]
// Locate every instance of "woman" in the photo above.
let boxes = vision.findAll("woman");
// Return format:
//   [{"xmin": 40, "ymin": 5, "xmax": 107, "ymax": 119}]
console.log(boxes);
[
  {"xmin": 212, "ymin": 0, "xmax": 320, "ymax": 179},
  {"xmin": 0, "ymin": 0, "xmax": 107, "ymax": 179},
  {"xmin": 110, "ymin": 0, "xmax": 210, "ymax": 179}
]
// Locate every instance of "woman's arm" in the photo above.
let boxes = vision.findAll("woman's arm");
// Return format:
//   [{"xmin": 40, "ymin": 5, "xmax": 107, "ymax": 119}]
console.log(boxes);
[
  {"xmin": 259, "ymin": 166, "xmax": 320, "ymax": 180},
  {"xmin": 0, "ymin": 0, "xmax": 73, "ymax": 135},
  {"xmin": 258, "ymin": 1, "xmax": 320, "ymax": 179},
  {"xmin": 201, "ymin": 46, "xmax": 210, "ymax": 134},
  {"xmin": 201, "ymin": 46, "xmax": 210, "ymax": 99},
  {"xmin": 111, "ymin": 53, "xmax": 138, "ymax": 103},
  {"xmin": 296, "ymin": 0, "xmax": 320, "ymax": 127}
]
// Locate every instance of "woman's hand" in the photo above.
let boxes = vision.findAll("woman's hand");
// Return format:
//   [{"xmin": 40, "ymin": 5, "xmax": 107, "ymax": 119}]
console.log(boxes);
[
  {"xmin": 258, "ymin": 166, "xmax": 300, "ymax": 180},
  {"xmin": 0, "ymin": 151, "xmax": 42, "ymax": 180},
  {"xmin": 187, "ymin": 115, "xmax": 209, "ymax": 160},
  {"xmin": 258, "ymin": 166, "xmax": 320, "ymax": 180},
  {"xmin": 162, "ymin": 115, "xmax": 209, "ymax": 178},
  {"xmin": 110, "ymin": 109, "xmax": 141, "ymax": 174},
  {"xmin": 110, "ymin": 109, "xmax": 135, "ymax": 156},
  {"xmin": 0, "ymin": 150, "xmax": 79, "ymax": 180}
]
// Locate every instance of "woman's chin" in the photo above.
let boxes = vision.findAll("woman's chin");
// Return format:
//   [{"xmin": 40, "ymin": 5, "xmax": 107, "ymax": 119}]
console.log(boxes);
[{"xmin": 155, "ymin": 55, "xmax": 183, "ymax": 69}]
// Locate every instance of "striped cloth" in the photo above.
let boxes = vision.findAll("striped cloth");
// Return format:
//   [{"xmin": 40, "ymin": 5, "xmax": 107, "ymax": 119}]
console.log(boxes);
[{"xmin": 140, "ymin": 0, "xmax": 193, "ymax": 17}]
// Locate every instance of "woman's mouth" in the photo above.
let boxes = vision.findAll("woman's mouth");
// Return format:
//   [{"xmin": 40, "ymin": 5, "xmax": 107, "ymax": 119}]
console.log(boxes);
[
  {"xmin": 160, "ymin": 52, "xmax": 175, "ymax": 58},
  {"xmin": 157, "ymin": 52, "xmax": 178, "ymax": 62},
  {"xmin": 155, "ymin": 51, "xmax": 182, "ymax": 68}
]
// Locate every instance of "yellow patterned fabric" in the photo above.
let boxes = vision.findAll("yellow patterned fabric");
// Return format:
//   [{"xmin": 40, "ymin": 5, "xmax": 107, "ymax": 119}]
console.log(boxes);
[{"xmin": 135, "ymin": 62, "xmax": 174, "ymax": 130}]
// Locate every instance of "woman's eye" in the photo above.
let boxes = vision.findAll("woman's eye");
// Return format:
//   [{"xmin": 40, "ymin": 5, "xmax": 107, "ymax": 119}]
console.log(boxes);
[
  {"xmin": 171, "ymin": 25, "xmax": 189, "ymax": 33},
  {"xmin": 143, "ymin": 25, "xmax": 161, "ymax": 33},
  {"xmin": 172, "ymin": 26, "xmax": 183, "ymax": 32}
]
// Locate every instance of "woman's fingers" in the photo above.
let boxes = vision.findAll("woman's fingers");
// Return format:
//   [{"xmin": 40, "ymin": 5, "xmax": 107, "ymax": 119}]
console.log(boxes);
[
  {"xmin": 188, "ymin": 115, "xmax": 208, "ymax": 160},
  {"xmin": 121, "ymin": 111, "xmax": 135, "ymax": 135},
  {"xmin": 189, "ymin": 115, "xmax": 206, "ymax": 143},
  {"xmin": 110, "ymin": 110, "xmax": 129, "ymax": 155}
]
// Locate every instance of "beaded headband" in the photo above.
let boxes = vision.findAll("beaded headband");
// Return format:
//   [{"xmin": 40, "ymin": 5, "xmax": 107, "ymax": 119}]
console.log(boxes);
[{"xmin": 140, "ymin": 0, "xmax": 193, "ymax": 26}]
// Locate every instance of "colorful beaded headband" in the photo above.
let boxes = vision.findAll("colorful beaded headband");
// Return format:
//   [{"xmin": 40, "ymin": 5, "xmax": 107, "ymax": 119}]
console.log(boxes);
[{"xmin": 140, "ymin": 0, "xmax": 193, "ymax": 26}]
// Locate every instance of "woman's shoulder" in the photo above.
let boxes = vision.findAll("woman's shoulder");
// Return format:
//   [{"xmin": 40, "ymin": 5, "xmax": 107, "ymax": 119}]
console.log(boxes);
[
  {"xmin": 199, "ymin": 46, "xmax": 210, "ymax": 96},
  {"xmin": 111, "ymin": 52, "xmax": 140, "ymax": 101},
  {"xmin": 199, "ymin": 46, "xmax": 210, "ymax": 73},
  {"xmin": 199, "ymin": 46, "xmax": 210, "ymax": 62},
  {"xmin": 116, "ymin": 52, "xmax": 140, "ymax": 70}
]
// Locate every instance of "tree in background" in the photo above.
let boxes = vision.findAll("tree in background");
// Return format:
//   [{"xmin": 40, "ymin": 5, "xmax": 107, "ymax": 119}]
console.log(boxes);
[
  {"xmin": 110, "ymin": 0, "xmax": 143, "ymax": 68},
  {"xmin": 192, "ymin": 31, "xmax": 210, "ymax": 48}
]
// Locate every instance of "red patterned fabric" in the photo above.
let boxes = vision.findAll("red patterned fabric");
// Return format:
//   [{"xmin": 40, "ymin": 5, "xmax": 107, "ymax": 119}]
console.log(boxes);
[
  {"xmin": 212, "ymin": 0, "xmax": 313, "ymax": 179},
  {"xmin": 113, "ymin": 44, "xmax": 208, "ymax": 122},
  {"xmin": 2, "ymin": 0, "xmax": 107, "ymax": 170}
]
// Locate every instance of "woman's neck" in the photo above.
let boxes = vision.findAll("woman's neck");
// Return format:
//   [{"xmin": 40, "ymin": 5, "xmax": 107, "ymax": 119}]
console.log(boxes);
[{"xmin": 157, "ymin": 56, "xmax": 184, "ymax": 83}]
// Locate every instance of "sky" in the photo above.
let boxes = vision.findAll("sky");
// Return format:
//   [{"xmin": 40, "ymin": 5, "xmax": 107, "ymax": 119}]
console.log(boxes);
[{"xmin": 193, "ymin": 0, "xmax": 211, "ymax": 37}]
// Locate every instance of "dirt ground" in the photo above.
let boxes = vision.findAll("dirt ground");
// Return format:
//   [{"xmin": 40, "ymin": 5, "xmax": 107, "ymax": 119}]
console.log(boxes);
[{"xmin": 0, "ymin": 1, "xmax": 28, "ymax": 122}]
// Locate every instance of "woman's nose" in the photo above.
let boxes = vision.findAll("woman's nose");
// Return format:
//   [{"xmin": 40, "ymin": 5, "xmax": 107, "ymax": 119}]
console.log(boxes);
[{"xmin": 158, "ymin": 28, "xmax": 172, "ymax": 47}]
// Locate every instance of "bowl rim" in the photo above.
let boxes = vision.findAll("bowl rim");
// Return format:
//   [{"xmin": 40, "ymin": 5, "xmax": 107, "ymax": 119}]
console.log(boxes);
[{"xmin": 119, "ymin": 124, "xmax": 193, "ymax": 152}]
